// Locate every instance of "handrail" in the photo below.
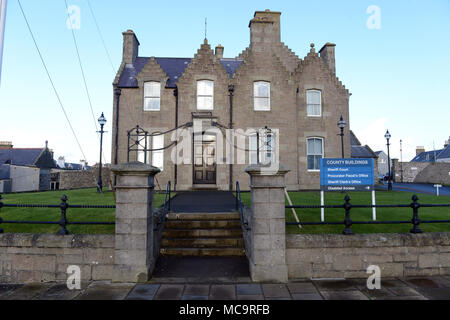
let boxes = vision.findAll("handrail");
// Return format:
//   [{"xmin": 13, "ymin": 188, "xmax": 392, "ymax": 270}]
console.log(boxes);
[
  {"xmin": 286, "ymin": 194, "xmax": 450, "ymax": 235},
  {"xmin": 236, "ymin": 181, "xmax": 250, "ymax": 230},
  {"xmin": 154, "ymin": 181, "xmax": 171, "ymax": 231}
]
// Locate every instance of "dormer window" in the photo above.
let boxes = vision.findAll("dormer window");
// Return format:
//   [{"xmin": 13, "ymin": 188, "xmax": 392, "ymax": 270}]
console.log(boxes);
[
  {"xmin": 197, "ymin": 80, "xmax": 214, "ymax": 110},
  {"xmin": 143, "ymin": 81, "xmax": 161, "ymax": 111},
  {"xmin": 254, "ymin": 81, "xmax": 270, "ymax": 111},
  {"xmin": 306, "ymin": 90, "xmax": 321, "ymax": 117}
]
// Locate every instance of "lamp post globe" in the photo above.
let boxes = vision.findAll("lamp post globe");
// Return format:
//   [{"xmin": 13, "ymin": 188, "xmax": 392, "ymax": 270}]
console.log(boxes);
[
  {"xmin": 337, "ymin": 115, "xmax": 346, "ymax": 158},
  {"xmin": 385, "ymin": 130, "xmax": 393, "ymax": 191},
  {"xmin": 97, "ymin": 113, "xmax": 106, "ymax": 193}
]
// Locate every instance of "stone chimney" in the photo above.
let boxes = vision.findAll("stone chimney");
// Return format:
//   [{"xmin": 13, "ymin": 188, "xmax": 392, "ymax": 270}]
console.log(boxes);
[
  {"xmin": 215, "ymin": 44, "xmax": 224, "ymax": 59},
  {"xmin": 249, "ymin": 10, "xmax": 281, "ymax": 49},
  {"xmin": 122, "ymin": 29, "xmax": 140, "ymax": 64},
  {"xmin": 416, "ymin": 146, "xmax": 425, "ymax": 156},
  {"xmin": 319, "ymin": 42, "xmax": 336, "ymax": 73}
]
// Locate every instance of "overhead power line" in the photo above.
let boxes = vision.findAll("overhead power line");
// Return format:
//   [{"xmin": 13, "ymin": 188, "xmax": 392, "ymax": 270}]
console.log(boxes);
[
  {"xmin": 17, "ymin": 0, "xmax": 87, "ymax": 161},
  {"xmin": 64, "ymin": 0, "xmax": 106, "ymax": 162},
  {"xmin": 86, "ymin": 0, "xmax": 116, "ymax": 74}
]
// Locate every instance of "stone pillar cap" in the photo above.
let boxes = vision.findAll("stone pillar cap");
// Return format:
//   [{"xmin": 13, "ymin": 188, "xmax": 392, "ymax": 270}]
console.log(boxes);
[
  {"xmin": 111, "ymin": 161, "xmax": 161, "ymax": 175},
  {"xmin": 245, "ymin": 163, "xmax": 290, "ymax": 176}
]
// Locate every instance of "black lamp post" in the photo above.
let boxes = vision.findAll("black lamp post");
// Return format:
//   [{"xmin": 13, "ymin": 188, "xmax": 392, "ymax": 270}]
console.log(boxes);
[
  {"xmin": 337, "ymin": 115, "xmax": 346, "ymax": 158},
  {"xmin": 385, "ymin": 130, "xmax": 392, "ymax": 191},
  {"xmin": 97, "ymin": 112, "xmax": 107, "ymax": 193}
]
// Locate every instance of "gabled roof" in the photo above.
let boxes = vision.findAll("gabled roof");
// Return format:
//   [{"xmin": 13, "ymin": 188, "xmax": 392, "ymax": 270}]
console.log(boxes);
[
  {"xmin": 437, "ymin": 145, "xmax": 450, "ymax": 159},
  {"xmin": 0, "ymin": 148, "xmax": 43, "ymax": 166},
  {"xmin": 350, "ymin": 130, "xmax": 362, "ymax": 146},
  {"xmin": 351, "ymin": 146, "xmax": 378, "ymax": 159},
  {"xmin": 117, "ymin": 56, "xmax": 243, "ymax": 89},
  {"xmin": 411, "ymin": 149, "xmax": 443, "ymax": 162},
  {"xmin": 411, "ymin": 145, "xmax": 450, "ymax": 162}
]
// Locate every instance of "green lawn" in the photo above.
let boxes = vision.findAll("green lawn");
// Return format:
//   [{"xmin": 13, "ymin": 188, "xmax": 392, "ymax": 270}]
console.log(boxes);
[
  {"xmin": 0, "ymin": 188, "xmax": 168, "ymax": 234},
  {"xmin": 240, "ymin": 191, "xmax": 450, "ymax": 235}
]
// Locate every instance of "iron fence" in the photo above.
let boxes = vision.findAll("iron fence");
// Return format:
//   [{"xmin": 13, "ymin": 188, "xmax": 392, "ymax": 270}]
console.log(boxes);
[
  {"xmin": 286, "ymin": 194, "xmax": 450, "ymax": 235},
  {"xmin": 0, "ymin": 194, "xmax": 115, "ymax": 235}
]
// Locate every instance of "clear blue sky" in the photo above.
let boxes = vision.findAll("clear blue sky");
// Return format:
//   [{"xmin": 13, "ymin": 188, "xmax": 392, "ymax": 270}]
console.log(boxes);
[{"xmin": 1, "ymin": 0, "xmax": 449, "ymax": 164}]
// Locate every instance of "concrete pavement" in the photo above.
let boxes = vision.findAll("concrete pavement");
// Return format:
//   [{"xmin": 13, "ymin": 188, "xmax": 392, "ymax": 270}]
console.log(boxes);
[{"xmin": 1, "ymin": 276, "xmax": 449, "ymax": 300}]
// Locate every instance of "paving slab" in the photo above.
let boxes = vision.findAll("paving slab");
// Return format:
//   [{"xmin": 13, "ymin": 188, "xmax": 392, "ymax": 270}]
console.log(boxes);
[
  {"xmin": 414, "ymin": 288, "xmax": 450, "ymax": 300},
  {"xmin": 183, "ymin": 285, "xmax": 210, "ymax": 296},
  {"xmin": 4, "ymin": 283, "xmax": 53, "ymax": 300},
  {"xmin": 291, "ymin": 293, "xmax": 323, "ymax": 300},
  {"xmin": 287, "ymin": 282, "xmax": 318, "ymax": 294},
  {"xmin": 126, "ymin": 284, "xmax": 160, "ymax": 300},
  {"xmin": 261, "ymin": 284, "xmax": 291, "ymax": 299},
  {"xmin": 182, "ymin": 295, "xmax": 209, "ymax": 300},
  {"xmin": 380, "ymin": 295, "xmax": 428, "ymax": 300},
  {"xmin": 209, "ymin": 285, "xmax": 236, "ymax": 300},
  {"xmin": 320, "ymin": 290, "xmax": 369, "ymax": 300},
  {"xmin": 154, "ymin": 284, "xmax": 184, "ymax": 300},
  {"xmin": 0, "ymin": 284, "xmax": 23, "ymax": 299},
  {"xmin": 170, "ymin": 191, "xmax": 237, "ymax": 212},
  {"xmin": 313, "ymin": 280, "xmax": 357, "ymax": 291},
  {"xmin": 388, "ymin": 287, "xmax": 422, "ymax": 297},
  {"xmin": 37, "ymin": 282, "xmax": 89, "ymax": 300},
  {"xmin": 405, "ymin": 277, "xmax": 450, "ymax": 289},
  {"xmin": 77, "ymin": 282, "xmax": 134, "ymax": 300},
  {"xmin": 359, "ymin": 287, "xmax": 396, "ymax": 299},
  {"xmin": 237, "ymin": 294, "xmax": 264, "ymax": 300},
  {"xmin": 236, "ymin": 284, "xmax": 262, "ymax": 295}
]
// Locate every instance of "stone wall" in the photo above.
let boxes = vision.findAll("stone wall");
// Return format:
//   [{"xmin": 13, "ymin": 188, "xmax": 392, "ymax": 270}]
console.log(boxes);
[
  {"xmin": 55, "ymin": 167, "xmax": 112, "ymax": 190},
  {"xmin": 392, "ymin": 161, "xmax": 450, "ymax": 184},
  {"xmin": 0, "ymin": 234, "xmax": 114, "ymax": 283},
  {"xmin": 286, "ymin": 233, "xmax": 450, "ymax": 279}
]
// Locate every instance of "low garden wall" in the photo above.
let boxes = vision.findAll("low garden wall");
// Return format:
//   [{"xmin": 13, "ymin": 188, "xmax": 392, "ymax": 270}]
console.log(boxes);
[
  {"xmin": 0, "ymin": 234, "xmax": 114, "ymax": 283},
  {"xmin": 286, "ymin": 233, "xmax": 450, "ymax": 279}
]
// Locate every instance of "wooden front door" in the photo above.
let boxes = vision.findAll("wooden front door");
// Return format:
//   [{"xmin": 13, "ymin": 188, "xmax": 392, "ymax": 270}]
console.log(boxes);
[{"xmin": 193, "ymin": 135, "xmax": 216, "ymax": 184}]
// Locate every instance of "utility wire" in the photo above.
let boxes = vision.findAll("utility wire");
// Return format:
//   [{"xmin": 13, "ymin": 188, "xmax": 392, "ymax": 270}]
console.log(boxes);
[
  {"xmin": 17, "ymin": 0, "xmax": 87, "ymax": 162},
  {"xmin": 86, "ymin": 0, "xmax": 116, "ymax": 74},
  {"xmin": 64, "ymin": 0, "xmax": 106, "ymax": 162}
]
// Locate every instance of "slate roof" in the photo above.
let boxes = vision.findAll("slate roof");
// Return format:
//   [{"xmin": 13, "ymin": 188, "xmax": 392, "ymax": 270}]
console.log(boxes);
[
  {"xmin": 438, "ymin": 146, "xmax": 450, "ymax": 159},
  {"xmin": 0, "ymin": 148, "xmax": 43, "ymax": 166},
  {"xmin": 411, "ymin": 146, "xmax": 450, "ymax": 162},
  {"xmin": 117, "ymin": 57, "xmax": 242, "ymax": 89},
  {"xmin": 220, "ymin": 59, "xmax": 243, "ymax": 78},
  {"xmin": 350, "ymin": 130, "xmax": 361, "ymax": 146},
  {"xmin": 351, "ymin": 146, "xmax": 378, "ymax": 158},
  {"xmin": 349, "ymin": 131, "xmax": 378, "ymax": 159}
]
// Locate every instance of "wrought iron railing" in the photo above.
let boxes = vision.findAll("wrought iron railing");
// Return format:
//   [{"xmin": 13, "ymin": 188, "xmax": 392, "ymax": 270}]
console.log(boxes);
[
  {"xmin": 154, "ymin": 181, "xmax": 171, "ymax": 231},
  {"xmin": 236, "ymin": 181, "xmax": 250, "ymax": 230},
  {"xmin": 0, "ymin": 194, "xmax": 115, "ymax": 235},
  {"xmin": 285, "ymin": 194, "xmax": 450, "ymax": 235}
]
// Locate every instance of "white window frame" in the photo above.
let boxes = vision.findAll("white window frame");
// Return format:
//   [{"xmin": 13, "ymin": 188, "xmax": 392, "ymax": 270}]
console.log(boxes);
[
  {"xmin": 197, "ymin": 80, "xmax": 214, "ymax": 110},
  {"xmin": 143, "ymin": 81, "xmax": 161, "ymax": 111},
  {"xmin": 253, "ymin": 81, "xmax": 271, "ymax": 111},
  {"xmin": 306, "ymin": 137, "xmax": 324, "ymax": 171},
  {"xmin": 152, "ymin": 135, "xmax": 164, "ymax": 171},
  {"xmin": 306, "ymin": 90, "xmax": 322, "ymax": 117}
]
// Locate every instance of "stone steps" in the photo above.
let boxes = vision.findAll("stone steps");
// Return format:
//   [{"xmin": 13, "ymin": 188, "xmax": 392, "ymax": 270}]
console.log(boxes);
[
  {"xmin": 160, "ymin": 247, "xmax": 245, "ymax": 257},
  {"xmin": 160, "ymin": 211, "xmax": 244, "ymax": 257},
  {"xmin": 162, "ymin": 237, "xmax": 244, "ymax": 248}
]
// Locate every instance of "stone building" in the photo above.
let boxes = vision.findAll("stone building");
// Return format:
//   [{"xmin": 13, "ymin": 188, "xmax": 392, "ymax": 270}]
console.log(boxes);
[{"xmin": 111, "ymin": 10, "xmax": 351, "ymax": 190}]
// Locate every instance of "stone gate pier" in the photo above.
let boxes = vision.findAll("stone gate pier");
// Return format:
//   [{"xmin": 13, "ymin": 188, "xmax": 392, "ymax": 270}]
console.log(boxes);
[{"xmin": 111, "ymin": 162, "xmax": 160, "ymax": 283}]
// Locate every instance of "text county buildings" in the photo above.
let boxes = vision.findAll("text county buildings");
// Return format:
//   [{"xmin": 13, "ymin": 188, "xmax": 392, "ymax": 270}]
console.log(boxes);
[{"xmin": 111, "ymin": 10, "xmax": 351, "ymax": 190}]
